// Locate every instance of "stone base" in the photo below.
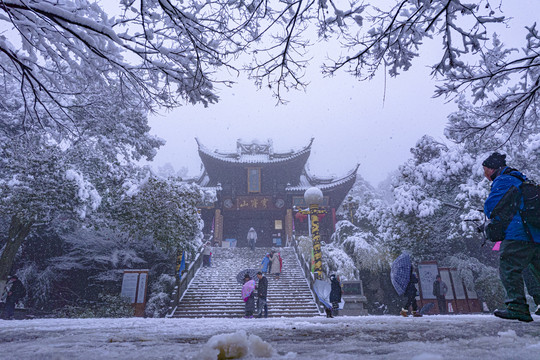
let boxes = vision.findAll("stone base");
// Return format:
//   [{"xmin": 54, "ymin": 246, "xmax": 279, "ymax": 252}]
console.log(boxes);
[{"xmin": 340, "ymin": 295, "xmax": 368, "ymax": 316}]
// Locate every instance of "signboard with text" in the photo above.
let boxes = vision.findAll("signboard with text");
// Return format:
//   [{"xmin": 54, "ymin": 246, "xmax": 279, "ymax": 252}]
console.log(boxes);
[
  {"xmin": 120, "ymin": 269, "xmax": 149, "ymax": 317},
  {"xmin": 230, "ymin": 196, "xmax": 280, "ymax": 211}
]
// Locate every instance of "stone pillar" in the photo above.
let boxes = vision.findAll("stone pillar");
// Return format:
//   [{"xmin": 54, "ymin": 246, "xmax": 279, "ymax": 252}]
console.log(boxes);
[
  {"xmin": 285, "ymin": 209, "xmax": 293, "ymax": 245},
  {"xmin": 214, "ymin": 209, "xmax": 223, "ymax": 244}
]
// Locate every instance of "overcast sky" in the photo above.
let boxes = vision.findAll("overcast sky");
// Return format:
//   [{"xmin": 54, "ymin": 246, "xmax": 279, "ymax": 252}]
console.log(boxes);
[{"xmin": 144, "ymin": 2, "xmax": 539, "ymax": 186}]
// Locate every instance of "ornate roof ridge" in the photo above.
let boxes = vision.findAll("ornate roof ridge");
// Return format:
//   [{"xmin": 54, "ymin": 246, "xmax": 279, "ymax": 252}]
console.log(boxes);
[{"xmin": 195, "ymin": 137, "xmax": 314, "ymax": 164}]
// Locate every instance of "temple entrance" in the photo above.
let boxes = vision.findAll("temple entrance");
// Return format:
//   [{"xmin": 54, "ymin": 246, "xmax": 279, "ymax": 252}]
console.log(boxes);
[
  {"xmin": 195, "ymin": 139, "xmax": 357, "ymax": 247},
  {"xmin": 223, "ymin": 213, "xmax": 282, "ymax": 248}
]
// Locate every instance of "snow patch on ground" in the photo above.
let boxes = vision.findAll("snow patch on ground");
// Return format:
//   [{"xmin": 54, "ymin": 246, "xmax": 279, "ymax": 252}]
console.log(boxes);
[
  {"xmin": 199, "ymin": 330, "xmax": 275, "ymax": 359},
  {"xmin": 1, "ymin": 315, "xmax": 539, "ymax": 359}
]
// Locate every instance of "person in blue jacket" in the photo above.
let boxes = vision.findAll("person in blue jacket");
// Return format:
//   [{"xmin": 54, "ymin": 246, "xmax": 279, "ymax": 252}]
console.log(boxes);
[
  {"xmin": 482, "ymin": 152, "xmax": 540, "ymax": 322},
  {"xmin": 261, "ymin": 253, "xmax": 270, "ymax": 274}
]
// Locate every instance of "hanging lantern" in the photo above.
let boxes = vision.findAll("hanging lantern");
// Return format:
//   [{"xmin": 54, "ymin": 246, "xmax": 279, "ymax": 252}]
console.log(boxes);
[{"xmin": 295, "ymin": 212, "xmax": 307, "ymax": 222}]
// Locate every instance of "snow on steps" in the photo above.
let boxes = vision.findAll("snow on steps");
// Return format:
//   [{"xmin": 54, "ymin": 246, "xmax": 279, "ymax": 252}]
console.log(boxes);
[{"xmin": 171, "ymin": 247, "xmax": 320, "ymax": 318}]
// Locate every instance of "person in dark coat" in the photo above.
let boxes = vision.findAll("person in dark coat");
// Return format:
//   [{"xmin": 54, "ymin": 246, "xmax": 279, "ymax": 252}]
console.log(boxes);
[
  {"xmin": 329, "ymin": 274, "xmax": 343, "ymax": 317},
  {"xmin": 482, "ymin": 152, "xmax": 540, "ymax": 322},
  {"xmin": 401, "ymin": 269, "xmax": 422, "ymax": 317},
  {"xmin": 432, "ymin": 275, "xmax": 448, "ymax": 314},
  {"xmin": 1, "ymin": 275, "xmax": 26, "ymax": 320},
  {"xmin": 256, "ymin": 271, "xmax": 268, "ymax": 318}
]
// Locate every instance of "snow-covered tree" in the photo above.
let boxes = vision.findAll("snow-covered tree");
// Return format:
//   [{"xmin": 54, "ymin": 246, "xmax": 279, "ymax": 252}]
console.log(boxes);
[
  {"xmin": 2, "ymin": 1, "xmax": 537, "ymax": 134},
  {"xmin": 446, "ymin": 97, "xmax": 540, "ymax": 179},
  {"xmin": 0, "ymin": 138, "xmax": 101, "ymax": 281},
  {"xmin": 323, "ymin": 1, "xmax": 539, "ymax": 136},
  {"xmin": 116, "ymin": 174, "xmax": 216, "ymax": 253},
  {"xmin": 145, "ymin": 273, "xmax": 177, "ymax": 318},
  {"xmin": 0, "ymin": 0, "xmax": 227, "ymax": 123},
  {"xmin": 0, "ymin": 75, "xmax": 163, "ymax": 281},
  {"xmin": 328, "ymin": 221, "xmax": 384, "ymax": 272},
  {"xmin": 379, "ymin": 135, "xmax": 489, "ymax": 262}
]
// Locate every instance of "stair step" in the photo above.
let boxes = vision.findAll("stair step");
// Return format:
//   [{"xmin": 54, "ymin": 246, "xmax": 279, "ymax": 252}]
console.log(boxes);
[{"xmin": 173, "ymin": 247, "xmax": 320, "ymax": 318}]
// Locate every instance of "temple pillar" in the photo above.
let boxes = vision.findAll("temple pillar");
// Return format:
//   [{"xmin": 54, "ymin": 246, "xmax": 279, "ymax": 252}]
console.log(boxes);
[
  {"xmin": 285, "ymin": 209, "xmax": 293, "ymax": 245},
  {"xmin": 214, "ymin": 209, "xmax": 223, "ymax": 245}
]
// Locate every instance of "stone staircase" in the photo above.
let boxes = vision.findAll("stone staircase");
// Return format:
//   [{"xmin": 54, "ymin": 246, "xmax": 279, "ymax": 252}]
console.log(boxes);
[{"xmin": 171, "ymin": 247, "xmax": 321, "ymax": 318}]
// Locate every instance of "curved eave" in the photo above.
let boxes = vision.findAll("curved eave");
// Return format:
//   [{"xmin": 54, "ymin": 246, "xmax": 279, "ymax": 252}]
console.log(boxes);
[
  {"xmin": 182, "ymin": 170, "xmax": 222, "ymax": 191},
  {"xmin": 285, "ymin": 164, "xmax": 359, "ymax": 192}
]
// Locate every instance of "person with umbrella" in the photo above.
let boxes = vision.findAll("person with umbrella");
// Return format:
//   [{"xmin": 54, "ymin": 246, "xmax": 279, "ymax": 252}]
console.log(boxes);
[
  {"xmin": 391, "ymin": 252, "xmax": 421, "ymax": 317},
  {"xmin": 401, "ymin": 268, "xmax": 422, "ymax": 317},
  {"xmin": 242, "ymin": 274, "xmax": 256, "ymax": 318}
]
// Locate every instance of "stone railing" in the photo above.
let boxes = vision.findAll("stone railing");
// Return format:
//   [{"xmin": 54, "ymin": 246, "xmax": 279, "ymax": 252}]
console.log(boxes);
[
  {"xmin": 291, "ymin": 237, "xmax": 324, "ymax": 315},
  {"xmin": 166, "ymin": 236, "xmax": 210, "ymax": 317}
]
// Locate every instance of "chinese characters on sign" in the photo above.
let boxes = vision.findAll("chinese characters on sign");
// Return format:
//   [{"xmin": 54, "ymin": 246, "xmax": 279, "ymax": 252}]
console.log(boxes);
[{"xmin": 234, "ymin": 196, "xmax": 276, "ymax": 210}]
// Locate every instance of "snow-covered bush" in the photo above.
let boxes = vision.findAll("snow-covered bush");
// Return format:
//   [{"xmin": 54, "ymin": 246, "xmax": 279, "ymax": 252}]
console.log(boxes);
[
  {"xmin": 54, "ymin": 293, "xmax": 133, "ymax": 318},
  {"xmin": 321, "ymin": 244, "xmax": 357, "ymax": 281},
  {"xmin": 117, "ymin": 175, "xmax": 208, "ymax": 253},
  {"xmin": 14, "ymin": 226, "xmax": 172, "ymax": 314},
  {"xmin": 145, "ymin": 274, "xmax": 177, "ymax": 318},
  {"xmin": 331, "ymin": 221, "xmax": 385, "ymax": 272},
  {"xmin": 296, "ymin": 236, "xmax": 313, "ymax": 262},
  {"xmin": 15, "ymin": 263, "xmax": 55, "ymax": 310}
]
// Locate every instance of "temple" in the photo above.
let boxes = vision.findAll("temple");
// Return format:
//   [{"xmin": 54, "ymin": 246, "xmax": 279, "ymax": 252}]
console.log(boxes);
[{"xmin": 194, "ymin": 138, "xmax": 358, "ymax": 247}]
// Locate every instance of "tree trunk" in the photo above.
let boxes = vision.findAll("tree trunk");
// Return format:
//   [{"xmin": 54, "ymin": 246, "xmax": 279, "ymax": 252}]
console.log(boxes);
[{"xmin": 0, "ymin": 215, "xmax": 33, "ymax": 281}]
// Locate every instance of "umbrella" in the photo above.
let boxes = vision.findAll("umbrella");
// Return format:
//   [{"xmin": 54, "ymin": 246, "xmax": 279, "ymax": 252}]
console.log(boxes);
[
  {"xmin": 236, "ymin": 268, "xmax": 259, "ymax": 284},
  {"xmin": 313, "ymin": 279, "xmax": 332, "ymax": 309},
  {"xmin": 242, "ymin": 279, "xmax": 256, "ymax": 301},
  {"xmin": 391, "ymin": 252, "xmax": 412, "ymax": 296}
]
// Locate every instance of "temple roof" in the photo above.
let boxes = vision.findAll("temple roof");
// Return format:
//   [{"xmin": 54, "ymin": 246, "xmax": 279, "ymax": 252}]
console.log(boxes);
[
  {"xmin": 193, "ymin": 138, "xmax": 357, "ymax": 208},
  {"xmin": 285, "ymin": 164, "xmax": 359, "ymax": 192},
  {"xmin": 195, "ymin": 138, "xmax": 314, "ymax": 165}
]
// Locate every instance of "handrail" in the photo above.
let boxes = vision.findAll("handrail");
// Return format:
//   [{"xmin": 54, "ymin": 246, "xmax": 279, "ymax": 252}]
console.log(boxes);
[
  {"xmin": 166, "ymin": 235, "xmax": 211, "ymax": 317},
  {"xmin": 292, "ymin": 237, "xmax": 325, "ymax": 315}
]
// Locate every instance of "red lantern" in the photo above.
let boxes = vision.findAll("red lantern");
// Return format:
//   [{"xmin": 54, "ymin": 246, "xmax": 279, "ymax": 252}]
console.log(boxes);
[{"xmin": 295, "ymin": 212, "xmax": 307, "ymax": 222}]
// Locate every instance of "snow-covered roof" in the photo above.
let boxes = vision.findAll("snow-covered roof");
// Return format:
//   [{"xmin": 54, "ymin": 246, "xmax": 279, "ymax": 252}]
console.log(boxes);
[
  {"xmin": 285, "ymin": 164, "xmax": 359, "ymax": 192},
  {"xmin": 196, "ymin": 137, "xmax": 314, "ymax": 164},
  {"xmin": 184, "ymin": 170, "xmax": 222, "ymax": 191}
]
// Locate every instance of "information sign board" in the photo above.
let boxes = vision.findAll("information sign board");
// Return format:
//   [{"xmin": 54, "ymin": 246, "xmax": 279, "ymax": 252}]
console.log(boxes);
[{"xmin": 120, "ymin": 273, "xmax": 139, "ymax": 303}]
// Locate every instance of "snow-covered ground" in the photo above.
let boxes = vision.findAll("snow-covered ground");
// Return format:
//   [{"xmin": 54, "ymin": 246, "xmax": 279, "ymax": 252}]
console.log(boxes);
[{"xmin": 1, "ymin": 315, "xmax": 539, "ymax": 359}]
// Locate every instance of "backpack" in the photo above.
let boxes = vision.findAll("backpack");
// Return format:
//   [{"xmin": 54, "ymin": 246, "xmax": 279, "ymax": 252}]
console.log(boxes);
[
  {"xmin": 517, "ymin": 179, "xmax": 540, "ymax": 229},
  {"xmin": 485, "ymin": 184, "xmax": 521, "ymax": 242},
  {"xmin": 485, "ymin": 169, "xmax": 540, "ymax": 242}
]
